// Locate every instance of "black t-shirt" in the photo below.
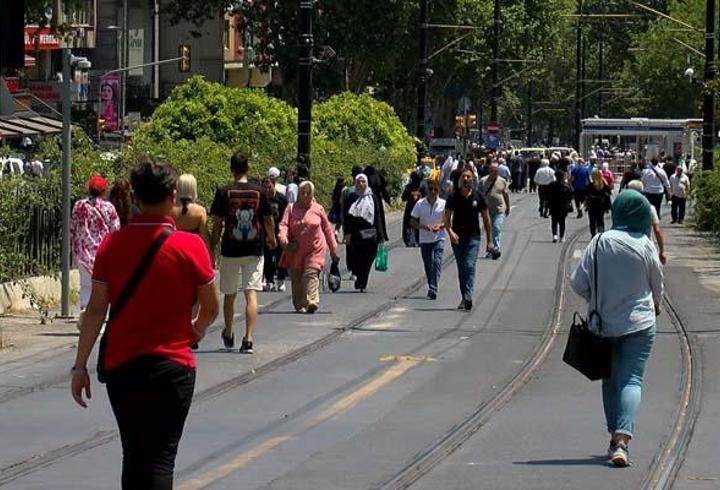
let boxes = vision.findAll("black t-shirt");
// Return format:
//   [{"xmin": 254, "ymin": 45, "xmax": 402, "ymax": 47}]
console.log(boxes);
[
  {"xmin": 446, "ymin": 190, "xmax": 488, "ymax": 239},
  {"xmin": 210, "ymin": 181, "xmax": 271, "ymax": 257},
  {"xmin": 267, "ymin": 192, "xmax": 288, "ymax": 236}
]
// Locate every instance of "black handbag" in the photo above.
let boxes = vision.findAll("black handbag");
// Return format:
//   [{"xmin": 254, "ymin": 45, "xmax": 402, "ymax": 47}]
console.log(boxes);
[
  {"xmin": 328, "ymin": 256, "xmax": 341, "ymax": 292},
  {"xmin": 562, "ymin": 234, "xmax": 612, "ymax": 381},
  {"xmin": 97, "ymin": 228, "xmax": 172, "ymax": 383}
]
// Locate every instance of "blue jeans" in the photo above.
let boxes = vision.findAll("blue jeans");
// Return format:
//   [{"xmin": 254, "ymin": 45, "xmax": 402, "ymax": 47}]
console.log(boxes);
[
  {"xmin": 602, "ymin": 326, "xmax": 656, "ymax": 438},
  {"xmin": 420, "ymin": 241, "xmax": 444, "ymax": 293},
  {"xmin": 490, "ymin": 212, "xmax": 505, "ymax": 252},
  {"xmin": 451, "ymin": 237, "xmax": 481, "ymax": 301}
]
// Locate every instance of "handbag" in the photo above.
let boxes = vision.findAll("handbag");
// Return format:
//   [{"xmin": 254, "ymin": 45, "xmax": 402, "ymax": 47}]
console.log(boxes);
[
  {"xmin": 562, "ymin": 234, "xmax": 612, "ymax": 381},
  {"xmin": 359, "ymin": 228, "xmax": 378, "ymax": 240},
  {"xmin": 328, "ymin": 257, "xmax": 341, "ymax": 292},
  {"xmin": 375, "ymin": 242, "xmax": 388, "ymax": 272},
  {"xmin": 97, "ymin": 228, "xmax": 172, "ymax": 383}
]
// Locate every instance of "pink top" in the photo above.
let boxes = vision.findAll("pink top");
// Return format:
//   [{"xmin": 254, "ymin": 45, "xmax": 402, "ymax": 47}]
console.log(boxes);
[
  {"xmin": 70, "ymin": 197, "xmax": 120, "ymax": 274},
  {"xmin": 278, "ymin": 201, "xmax": 338, "ymax": 271},
  {"xmin": 602, "ymin": 169, "xmax": 615, "ymax": 189}
]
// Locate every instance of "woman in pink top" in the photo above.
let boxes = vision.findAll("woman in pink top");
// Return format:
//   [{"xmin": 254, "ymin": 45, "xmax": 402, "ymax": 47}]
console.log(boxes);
[
  {"xmin": 278, "ymin": 181, "xmax": 339, "ymax": 313},
  {"xmin": 70, "ymin": 175, "xmax": 120, "ymax": 329}
]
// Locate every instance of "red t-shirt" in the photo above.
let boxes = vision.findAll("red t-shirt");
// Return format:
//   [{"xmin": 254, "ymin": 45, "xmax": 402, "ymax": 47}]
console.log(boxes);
[{"xmin": 93, "ymin": 215, "xmax": 215, "ymax": 370}]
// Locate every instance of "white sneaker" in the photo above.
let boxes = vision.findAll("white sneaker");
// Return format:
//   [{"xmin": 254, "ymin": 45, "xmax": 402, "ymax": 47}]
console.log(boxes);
[
  {"xmin": 276, "ymin": 280, "xmax": 286, "ymax": 292},
  {"xmin": 560, "ymin": 237, "xmax": 566, "ymax": 243},
  {"xmin": 552, "ymin": 235, "xmax": 558, "ymax": 243}
]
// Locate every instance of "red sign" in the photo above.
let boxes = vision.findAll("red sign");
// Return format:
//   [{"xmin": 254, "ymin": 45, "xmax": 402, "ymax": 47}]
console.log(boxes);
[
  {"xmin": 24, "ymin": 28, "xmax": 61, "ymax": 51},
  {"xmin": 487, "ymin": 121, "xmax": 499, "ymax": 133}
]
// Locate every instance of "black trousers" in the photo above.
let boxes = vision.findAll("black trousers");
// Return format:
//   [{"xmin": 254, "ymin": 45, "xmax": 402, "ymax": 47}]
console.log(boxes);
[
  {"xmin": 644, "ymin": 192, "xmax": 664, "ymax": 219},
  {"xmin": 263, "ymin": 245, "xmax": 287, "ymax": 283},
  {"xmin": 107, "ymin": 356, "xmax": 195, "ymax": 490},
  {"xmin": 537, "ymin": 185, "xmax": 549, "ymax": 217},
  {"xmin": 551, "ymin": 213, "xmax": 566, "ymax": 238},
  {"xmin": 350, "ymin": 237, "xmax": 378, "ymax": 290},
  {"xmin": 588, "ymin": 208, "xmax": 606, "ymax": 236},
  {"xmin": 671, "ymin": 196, "xmax": 686, "ymax": 222}
]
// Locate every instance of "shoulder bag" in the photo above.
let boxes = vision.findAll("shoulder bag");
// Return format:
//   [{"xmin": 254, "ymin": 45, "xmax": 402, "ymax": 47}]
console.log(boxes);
[
  {"xmin": 649, "ymin": 165, "xmax": 671, "ymax": 200},
  {"xmin": 97, "ymin": 227, "xmax": 172, "ymax": 383},
  {"xmin": 562, "ymin": 234, "xmax": 612, "ymax": 381}
]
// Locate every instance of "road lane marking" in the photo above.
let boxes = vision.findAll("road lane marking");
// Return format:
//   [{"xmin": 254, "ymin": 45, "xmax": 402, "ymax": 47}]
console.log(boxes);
[{"xmin": 179, "ymin": 355, "xmax": 427, "ymax": 489}]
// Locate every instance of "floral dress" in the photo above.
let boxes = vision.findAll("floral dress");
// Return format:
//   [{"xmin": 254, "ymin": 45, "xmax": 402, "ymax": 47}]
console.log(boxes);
[{"xmin": 70, "ymin": 197, "xmax": 120, "ymax": 274}]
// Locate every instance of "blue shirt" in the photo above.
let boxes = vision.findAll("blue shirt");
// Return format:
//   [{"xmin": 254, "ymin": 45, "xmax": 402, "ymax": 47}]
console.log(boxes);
[
  {"xmin": 571, "ymin": 164, "xmax": 591, "ymax": 191},
  {"xmin": 570, "ymin": 230, "xmax": 663, "ymax": 338}
]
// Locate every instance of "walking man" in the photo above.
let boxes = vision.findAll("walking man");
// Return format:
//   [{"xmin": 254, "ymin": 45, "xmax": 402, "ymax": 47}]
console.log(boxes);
[
  {"xmin": 669, "ymin": 166, "xmax": 690, "ymax": 224},
  {"xmin": 534, "ymin": 158, "xmax": 556, "ymax": 218},
  {"xmin": 411, "ymin": 179, "xmax": 446, "ymax": 300},
  {"xmin": 210, "ymin": 152, "xmax": 276, "ymax": 354},
  {"xmin": 641, "ymin": 158, "xmax": 670, "ymax": 218},
  {"xmin": 570, "ymin": 158, "xmax": 591, "ymax": 218},
  {"xmin": 444, "ymin": 168, "xmax": 494, "ymax": 311},
  {"xmin": 479, "ymin": 162, "xmax": 510, "ymax": 259}
]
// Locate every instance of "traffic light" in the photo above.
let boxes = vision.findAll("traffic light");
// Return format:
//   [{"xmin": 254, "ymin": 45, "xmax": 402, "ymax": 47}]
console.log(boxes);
[{"xmin": 179, "ymin": 44, "xmax": 191, "ymax": 73}]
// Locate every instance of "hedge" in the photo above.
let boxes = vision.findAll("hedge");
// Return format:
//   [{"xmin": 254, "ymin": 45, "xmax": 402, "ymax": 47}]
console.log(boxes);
[{"xmin": 693, "ymin": 167, "xmax": 720, "ymax": 237}]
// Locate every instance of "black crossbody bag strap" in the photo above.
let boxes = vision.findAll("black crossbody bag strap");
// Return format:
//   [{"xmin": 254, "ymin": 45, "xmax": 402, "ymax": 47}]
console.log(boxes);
[
  {"xmin": 97, "ymin": 227, "xmax": 172, "ymax": 382},
  {"xmin": 589, "ymin": 233, "xmax": 603, "ymax": 335}
]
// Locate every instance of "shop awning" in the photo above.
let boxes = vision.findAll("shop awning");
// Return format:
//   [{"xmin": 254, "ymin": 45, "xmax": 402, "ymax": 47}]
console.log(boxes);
[{"xmin": 0, "ymin": 114, "xmax": 65, "ymax": 139}]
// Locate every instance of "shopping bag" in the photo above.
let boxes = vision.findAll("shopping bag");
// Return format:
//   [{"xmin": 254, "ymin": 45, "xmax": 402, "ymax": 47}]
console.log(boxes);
[
  {"xmin": 562, "ymin": 312, "xmax": 612, "ymax": 381},
  {"xmin": 375, "ymin": 243, "xmax": 388, "ymax": 272},
  {"xmin": 328, "ymin": 257, "xmax": 341, "ymax": 292}
]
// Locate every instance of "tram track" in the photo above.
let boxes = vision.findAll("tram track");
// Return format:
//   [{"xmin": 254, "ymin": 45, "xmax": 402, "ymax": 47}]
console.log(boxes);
[
  {"xmin": 0, "ymin": 196, "xmax": 539, "ymax": 486},
  {"xmin": 0, "ymin": 225, "xmax": 458, "ymax": 486},
  {"xmin": 373, "ymin": 228, "xmax": 583, "ymax": 490},
  {"xmin": 640, "ymin": 293, "xmax": 702, "ymax": 490}
]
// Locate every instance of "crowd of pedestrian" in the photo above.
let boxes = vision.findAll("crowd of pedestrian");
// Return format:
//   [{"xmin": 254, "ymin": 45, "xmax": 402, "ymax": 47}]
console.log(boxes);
[{"xmin": 66, "ymin": 136, "xmax": 692, "ymax": 485}]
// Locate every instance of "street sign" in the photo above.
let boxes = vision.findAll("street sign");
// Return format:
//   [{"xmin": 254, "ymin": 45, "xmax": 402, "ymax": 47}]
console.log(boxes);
[{"xmin": 487, "ymin": 121, "xmax": 499, "ymax": 133}]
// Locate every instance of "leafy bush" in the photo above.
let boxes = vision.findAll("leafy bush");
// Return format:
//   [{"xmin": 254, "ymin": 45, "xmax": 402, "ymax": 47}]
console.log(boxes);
[{"xmin": 693, "ymin": 167, "xmax": 720, "ymax": 236}]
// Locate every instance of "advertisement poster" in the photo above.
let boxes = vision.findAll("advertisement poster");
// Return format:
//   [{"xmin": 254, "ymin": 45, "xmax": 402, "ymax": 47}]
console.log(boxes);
[
  {"xmin": 128, "ymin": 29, "xmax": 144, "ymax": 76},
  {"xmin": 99, "ymin": 74, "xmax": 120, "ymax": 132}
]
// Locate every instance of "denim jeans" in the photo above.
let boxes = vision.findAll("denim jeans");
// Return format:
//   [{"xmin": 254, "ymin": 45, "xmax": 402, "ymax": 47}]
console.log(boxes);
[
  {"xmin": 602, "ymin": 326, "xmax": 656, "ymax": 438},
  {"xmin": 420, "ymin": 241, "xmax": 444, "ymax": 293},
  {"xmin": 451, "ymin": 237, "xmax": 481, "ymax": 301},
  {"xmin": 490, "ymin": 212, "xmax": 505, "ymax": 252}
]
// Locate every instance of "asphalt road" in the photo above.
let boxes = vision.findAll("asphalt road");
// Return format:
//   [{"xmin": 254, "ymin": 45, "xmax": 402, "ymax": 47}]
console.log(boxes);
[{"xmin": 0, "ymin": 192, "xmax": 712, "ymax": 490}]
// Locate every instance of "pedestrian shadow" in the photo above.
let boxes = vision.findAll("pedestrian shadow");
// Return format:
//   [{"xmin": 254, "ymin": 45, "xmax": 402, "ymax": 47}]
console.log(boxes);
[
  {"xmin": 513, "ymin": 455, "xmax": 609, "ymax": 467},
  {"xmin": 410, "ymin": 307, "xmax": 464, "ymax": 312},
  {"xmin": 40, "ymin": 332, "xmax": 79, "ymax": 337},
  {"xmin": 260, "ymin": 310, "xmax": 332, "ymax": 315}
]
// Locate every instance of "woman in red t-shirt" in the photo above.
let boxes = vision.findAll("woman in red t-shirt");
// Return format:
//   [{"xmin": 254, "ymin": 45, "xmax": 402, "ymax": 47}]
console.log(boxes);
[{"xmin": 70, "ymin": 159, "xmax": 219, "ymax": 490}]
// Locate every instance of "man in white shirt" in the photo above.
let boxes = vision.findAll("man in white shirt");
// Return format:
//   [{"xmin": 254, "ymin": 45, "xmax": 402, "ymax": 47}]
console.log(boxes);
[
  {"xmin": 439, "ymin": 155, "xmax": 458, "ymax": 198},
  {"xmin": 267, "ymin": 167, "xmax": 286, "ymax": 196},
  {"xmin": 669, "ymin": 166, "xmax": 691, "ymax": 224},
  {"xmin": 640, "ymin": 158, "xmax": 670, "ymax": 218},
  {"xmin": 533, "ymin": 159, "xmax": 556, "ymax": 218},
  {"xmin": 411, "ymin": 180, "xmax": 446, "ymax": 300}
]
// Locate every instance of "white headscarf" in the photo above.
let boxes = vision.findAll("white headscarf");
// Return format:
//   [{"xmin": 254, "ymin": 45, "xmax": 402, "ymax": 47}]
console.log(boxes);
[{"xmin": 349, "ymin": 174, "xmax": 375, "ymax": 225}]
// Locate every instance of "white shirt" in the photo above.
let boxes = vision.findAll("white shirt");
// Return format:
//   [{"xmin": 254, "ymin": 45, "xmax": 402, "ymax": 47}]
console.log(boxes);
[
  {"xmin": 534, "ymin": 166, "xmax": 556, "ymax": 186},
  {"xmin": 275, "ymin": 182, "xmax": 287, "ymax": 196},
  {"xmin": 440, "ymin": 157, "xmax": 458, "ymax": 194},
  {"xmin": 410, "ymin": 197, "xmax": 446, "ymax": 244},
  {"xmin": 286, "ymin": 183, "xmax": 298, "ymax": 203},
  {"xmin": 498, "ymin": 164, "xmax": 511, "ymax": 180},
  {"xmin": 669, "ymin": 173, "xmax": 690, "ymax": 199},
  {"xmin": 641, "ymin": 165, "xmax": 669, "ymax": 194}
]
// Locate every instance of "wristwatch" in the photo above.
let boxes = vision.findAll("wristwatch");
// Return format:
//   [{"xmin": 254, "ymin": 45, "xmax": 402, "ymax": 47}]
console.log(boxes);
[{"xmin": 71, "ymin": 366, "xmax": 88, "ymax": 375}]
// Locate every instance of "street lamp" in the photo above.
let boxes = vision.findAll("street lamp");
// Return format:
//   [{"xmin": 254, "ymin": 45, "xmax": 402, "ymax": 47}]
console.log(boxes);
[{"xmin": 296, "ymin": 1, "xmax": 313, "ymax": 180}]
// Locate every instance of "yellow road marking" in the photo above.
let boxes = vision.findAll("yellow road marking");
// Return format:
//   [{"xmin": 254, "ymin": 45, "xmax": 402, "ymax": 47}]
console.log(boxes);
[
  {"xmin": 178, "ymin": 436, "xmax": 291, "ymax": 490},
  {"xmin": 179, "ymin": 355, "xmax": 427, "ymax": 489}
]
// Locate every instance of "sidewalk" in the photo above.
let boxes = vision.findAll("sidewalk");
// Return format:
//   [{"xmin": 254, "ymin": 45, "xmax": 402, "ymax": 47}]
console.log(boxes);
[{"xmin": 661, "ymin": 221, "xmax": 720, "ymax": 489}]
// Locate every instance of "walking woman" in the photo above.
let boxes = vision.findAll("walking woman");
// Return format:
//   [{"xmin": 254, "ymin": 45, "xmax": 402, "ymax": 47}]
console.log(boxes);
[
  {"xmin": 343, "ymin": 173, "xmax": 388, "ymax": 292},
  {"xmin": 170, "ymin": 173, "xmax": 211, "ymax": 253},
  {"xmin": 570, "ymin": 190, "xmax": 663, "ymax": 467},
  {"xmin": 585, "ymin": 168, "xmax": 612, "ymax": 237},
  {"xmin": 108, "ymin": 178, "xmax": 136, "ymax": 228},
  {"xmin": 70, "ymin": 159, "xmax": 219, "ymax": 489},
  {"xmin": 262, "ymin": 175, "xmax": 289, "ymax": 291},
  {"xmin": 278, "ymin": 181, "xmax": 338, "ymax": 313},
  {"xmin": 71, "ymin": 175, "xmax": 120, "ymax": 330},
  {"xmin": 401, "ymin": 171, "xmax": 426, "ymax": 247},
  {"xmin": 545, "ymin": 170, "xmax": 573, "ymax": 243}
]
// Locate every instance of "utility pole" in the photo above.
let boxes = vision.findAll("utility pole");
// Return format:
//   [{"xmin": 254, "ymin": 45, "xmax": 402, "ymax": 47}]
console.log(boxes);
[
  {"xmin": 702, "ymin": 0, "xmax": 715, "ymax": 170},
  {"xmin": 598, "ymin": 30, "xmax": 604, "ymax": 117},
  {"xmin": 527, "ymin": 80, "xmax": 533, "ymax": 146},
  {"xmin": 297, "ymin": 0, "xmax": 314, "ymax": 179},
  {"xmin": 60, "ymin": 48, "xmax": 72, "ymax": 318},
  {"xmin": 490, "ymin": 0, "xmax": 500, "ymax": 124},
  {"xmin": 417, "ymin": 0, "xmax": 429, "ymax": 158},
  {"xmin": 574, "ymin": 0, "xmax": 583, "ymax": 151}
]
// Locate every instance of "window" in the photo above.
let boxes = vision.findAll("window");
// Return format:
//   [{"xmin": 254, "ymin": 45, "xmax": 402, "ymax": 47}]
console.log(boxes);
[{"xmin": 224, "ymin": 20, "xmax": 230, "ymax": 50}]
